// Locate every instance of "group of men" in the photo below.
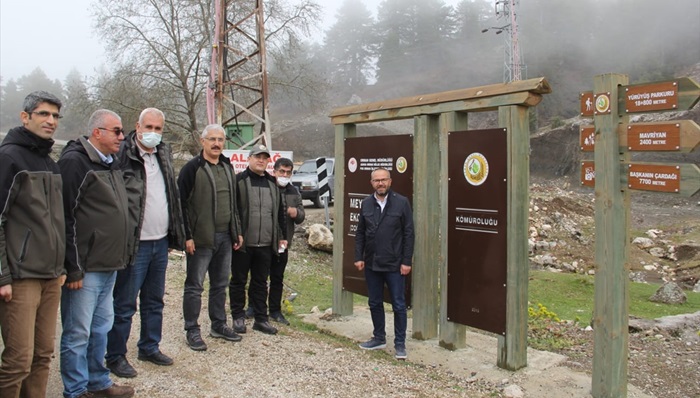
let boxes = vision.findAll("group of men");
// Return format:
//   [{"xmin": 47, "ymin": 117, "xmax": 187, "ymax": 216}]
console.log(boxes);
[{"xmin": 0, "ymin": 91, "xmax": 305, "ymax": 398}]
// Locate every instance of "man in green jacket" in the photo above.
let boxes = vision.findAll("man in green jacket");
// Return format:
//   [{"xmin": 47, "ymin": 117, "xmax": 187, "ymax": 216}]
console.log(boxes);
[{"xmin": 178, "ymin": 124, "xmax": 243, "ymax": 351}]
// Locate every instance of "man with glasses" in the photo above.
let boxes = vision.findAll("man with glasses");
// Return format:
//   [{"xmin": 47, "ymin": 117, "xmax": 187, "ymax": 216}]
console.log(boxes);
[
  {"xmin": 177, "ymin": 124, "xmax": 243, "ymax": 351},
  {"xmin": 58, "ymin": 109, "xmax": 134, "ymax": 397},
  {"xmin": 354, "ymin": 167, "xmax": 414, "ymax": 360},
  {"xmin": 0, "ymin": 91, "xmax": 66, "ymax": 397},
  {"xmin": 106, "ymin": 108, "xmax": 185, "ymax": 377}
]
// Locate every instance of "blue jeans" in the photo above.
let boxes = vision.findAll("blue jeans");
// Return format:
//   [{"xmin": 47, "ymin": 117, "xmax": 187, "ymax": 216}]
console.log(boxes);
[
  {"xmin": 106, "ymin": 238, "xmax": 168, "ymax": 361},
  {"xmin": 364, "ymin": 267, "xmax": 407, "ymax": 347},
  {"xmin": 60, "ymin": 271, "xmax": 116, "ymax": 398},
  {"xmin": 183, "ymin": 232, "xmax": 232, "ymax": 331}
]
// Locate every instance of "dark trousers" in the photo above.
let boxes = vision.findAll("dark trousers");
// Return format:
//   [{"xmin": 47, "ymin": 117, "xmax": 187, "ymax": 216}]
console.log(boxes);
[
  {"xmin": 268, "ymin": 250, "xmax": 288, "ymax": 314},
  {"xmin": 230, "ymin": 246, "xmax": 273, "ymax": 322},
  {"xmin": 364, "ymin": 267, "xmax": 407, "ymax": 347}
]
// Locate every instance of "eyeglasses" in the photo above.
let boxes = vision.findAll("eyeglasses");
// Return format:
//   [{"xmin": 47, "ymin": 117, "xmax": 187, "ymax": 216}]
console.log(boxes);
[
  {"xmin": 97, "ymin": 127, "xmax": 125, "ymax": 136},
  {"xmin": 204, "ymin": 137, "xmax": 225, "ymax": 143},
  {"xmin": 371, "ymin": 178, "xmax": 390, "ymax": 184},
  {"xmin": 31, "ymin": 111, "xmax": 63, "ymax": 119}
]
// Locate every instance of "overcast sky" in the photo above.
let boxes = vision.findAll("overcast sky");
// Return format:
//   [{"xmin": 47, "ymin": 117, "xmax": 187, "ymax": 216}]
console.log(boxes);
[{"xmin": 0, "ymin": 0, "xmax": 460, "ymax": 83}]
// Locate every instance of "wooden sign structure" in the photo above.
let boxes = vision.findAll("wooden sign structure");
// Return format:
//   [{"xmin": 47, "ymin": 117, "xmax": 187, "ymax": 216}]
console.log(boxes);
[{"xmin": 579, "ymin": 74, "xmax": 700, "ymax": 398}]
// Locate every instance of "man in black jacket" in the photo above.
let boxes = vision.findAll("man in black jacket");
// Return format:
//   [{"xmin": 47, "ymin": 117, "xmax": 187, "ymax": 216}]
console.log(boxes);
[
  {"xmin": 178, "ymin": 124, "xmax": 244, "ymax": 351},
  {"xmin": 354, "ymin": 168, "xmax": 414, "ymax": 361},
  {"xmin": 106, "ymin": 108, "xmax": 186, "ymax": 377},
  {"xmin": 58, "ymin": 109, "xmax": 134, "ymax": 398},
  {"xmin": 0, "ymin": 91, "xmax": 66, "ymax": 398}
]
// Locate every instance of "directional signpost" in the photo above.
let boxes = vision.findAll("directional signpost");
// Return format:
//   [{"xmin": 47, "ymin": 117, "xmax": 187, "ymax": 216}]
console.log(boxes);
[{"xmin": 579, "ymin": 74, "xmax": 700, "ymax": 398}]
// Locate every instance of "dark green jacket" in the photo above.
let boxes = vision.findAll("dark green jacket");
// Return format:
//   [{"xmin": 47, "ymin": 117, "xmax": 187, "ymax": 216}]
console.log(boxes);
[
  {"xmin": 118, "ymin": 131, "xmax": 186, "ymax": 263},
  {"xmin": 178, "ymin": 153, "xmax": 241, "ymax": 249},
  {"xmin": 58, "ymin": 137, "xmax": 130, "ymax": 282},
  {"xmin": 0, "ymin": 127, "xmax": 65, "ymax": 286}
]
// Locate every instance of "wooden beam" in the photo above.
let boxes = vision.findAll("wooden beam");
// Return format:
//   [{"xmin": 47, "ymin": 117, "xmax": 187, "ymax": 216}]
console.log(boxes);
[
  {"xmin": 496, "ymin": 105, "xmax": 530, "ymax": 371},
  {"xmin": 332, "ymin": 123, "xmax": 356, "ymax": 316},
  {"xmin": 438, "ymin": 112, "xmax": 468, "ymax": 350},
  {"xmin": 592, "ymin": 73, "xmax": 630, "ymax": 398},
  {"xmin": 330, "ymin": 77, "xmax": 550, "ymax": 124},
  {"xmin": 411, "ymin": 115, "xmax": 440, "ymax": 340}
]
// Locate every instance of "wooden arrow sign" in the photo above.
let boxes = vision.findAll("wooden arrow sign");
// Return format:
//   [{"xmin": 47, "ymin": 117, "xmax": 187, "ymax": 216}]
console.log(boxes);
[
  {"xmin": 580, "ymin": 120, "xmax": 700, "ymax": 153},
  {"xmin": 580, "ymin": 161, "xmax": 700, "ymax": 196},
  {"xmin": 620, "ymin": 77, "xmax": 700, "ymax": 114},
  {"xmin": 624, "ymin": 162, "xmax": 700, "ymax": 197}
]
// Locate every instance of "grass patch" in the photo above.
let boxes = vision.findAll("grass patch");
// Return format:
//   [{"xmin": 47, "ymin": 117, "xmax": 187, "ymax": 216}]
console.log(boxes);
[{"xmin": 529, "ymin": 270, "xmax": 700, "ymax": 324}]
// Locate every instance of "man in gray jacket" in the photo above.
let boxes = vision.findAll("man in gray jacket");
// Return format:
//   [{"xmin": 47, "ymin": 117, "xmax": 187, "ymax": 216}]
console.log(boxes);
[
  {"xmin": 0, "ymin": 91, "xmax": 66, "ymax": 398},
  {"xmin": 58, "ymin": 109, "xmax": 133, "ymax": 398}
]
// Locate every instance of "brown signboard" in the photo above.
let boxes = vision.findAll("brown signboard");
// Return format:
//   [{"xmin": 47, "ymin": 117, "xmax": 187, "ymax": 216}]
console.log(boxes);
[
  {"xmin": 447, "ymin": 128, "xmax": 507, "ymax": 335},
  {"xmin": 628, "ymin": 164, "xmax": 680, "ymax": 193},
  {"xmin": 580, "ymin": 126, "xmax": 595, "ymax": 152},
  {"xmin": 624, "ymin": 81, "xmax": 678, "ymax": 113},
  {"xmin": 580, "ymin": 91, "xmax": 594, "ymax": 116},
  {"xmin": 343, "ymin": 135, "xmax": 413, "ymax": 305},
  {"xmin": 581, "ymin": 161, "xmax": 595, "ymax": 187},
  {"xmin": 627, "ymin": 123, "xmax": 681, "ymax": 151}
]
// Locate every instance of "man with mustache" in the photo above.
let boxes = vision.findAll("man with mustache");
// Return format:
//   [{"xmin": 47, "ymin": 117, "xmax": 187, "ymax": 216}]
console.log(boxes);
[{"xmin": 178, "ymin": 124, "xmax": 243, "ymax": 351}]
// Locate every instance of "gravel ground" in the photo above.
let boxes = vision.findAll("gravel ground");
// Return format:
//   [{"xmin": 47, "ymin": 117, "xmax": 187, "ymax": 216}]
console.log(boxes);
[{"xmin": 42, "ymin": 258, "xmax": 496, "ymax": 398}]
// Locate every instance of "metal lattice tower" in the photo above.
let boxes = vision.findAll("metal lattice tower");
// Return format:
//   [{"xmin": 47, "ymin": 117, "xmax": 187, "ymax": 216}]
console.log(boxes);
[
  {"xmin": 207, "ymin": 0, "xmax": 271, "ymax": 148},
  {"xmin": 485, "ymin": 0, "xmax": 526, "ymax": 83}
]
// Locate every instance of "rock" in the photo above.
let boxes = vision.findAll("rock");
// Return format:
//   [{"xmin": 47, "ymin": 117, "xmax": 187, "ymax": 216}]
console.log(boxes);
[
  {"xmin": 503, "ymin": 384, "xmax": 524, "ymax": 398},
  {"xmin": 693, "ymin": 280, "xmax": 700, "ymax": 293},
  {"xmin": 307, "ymin": 223, "xmax": 333, "ymax": 252},
  {"xmin": 629, "ymin": 271, "xmax": 647, "ymax": 283},
  {"xmin": 649, "ymin": 247, "xmax": 666, "ymax": 258},
  {"xmin": 632, "ymin": 237, "xmax": 655, "ymax": 249},
  {"xmin": 646, "ymin": 229, "xmax": 663, "ymax": 239},
  {"xmin": 649, "ymin": 282, "xmax": 687, "ymax": 304}
]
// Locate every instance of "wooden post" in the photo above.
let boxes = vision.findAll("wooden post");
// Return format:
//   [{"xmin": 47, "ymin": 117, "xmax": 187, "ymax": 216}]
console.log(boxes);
[
  {"xmin": 496, "ymin": 105, "xmax": 530, "ymax": 370},
  {"xmin": 411, "ymin": 115, "xmax": 440, "ymax": 339},
  {"xmin": 438, "ymin": 112, "xmax": 468, "ymax": 350},
  {"xmin": 591, "ymin": 73, "xmax": 630, "ymax": 397},
  {"xmin": 332, "ymin": 123, "xmax": 356, "ymax": 316}
]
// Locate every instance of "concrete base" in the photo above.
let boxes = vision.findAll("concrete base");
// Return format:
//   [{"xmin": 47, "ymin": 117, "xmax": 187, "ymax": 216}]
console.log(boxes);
[{"xmin": 300, "ymin": 306, "xmax": 653, "ymax": 398}]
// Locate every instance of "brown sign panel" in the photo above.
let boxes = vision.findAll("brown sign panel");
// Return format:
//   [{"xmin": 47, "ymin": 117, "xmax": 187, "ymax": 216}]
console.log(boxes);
[
  {"xmin": 581, "ymin": 161, "xmax": 595, "ymax": 187},
  {"xmin": 624, "ymin": 81, "xmax": 678, "ymax": 113},
  {"xmin": 447, "ymin": 129, "xmax": 507, "ymax": 335},
  {"xmin": 343, "ymin": 135, "xmax": 413, "ymax": 306},
  {"xmin": 628, "ymin": 164, "xmax": 680, "ymax": 193},
  {"xmin": 580, "ymin": 126, "xmax": 595, "ymax": 152},
  {"xmin": 580, "ymin": 91, "xmax": 594, "ymax": 116},
  {"xmin": 627, "ymin": 123, "xmax": 681, "ymax": 151}
]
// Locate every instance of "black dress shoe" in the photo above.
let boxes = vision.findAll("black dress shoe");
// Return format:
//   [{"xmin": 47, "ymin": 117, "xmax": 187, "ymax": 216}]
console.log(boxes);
[
  {"xmin": 106, "ymin": 356, "xmax": 137, "ymax": 378},
  {"xmin": 233, "ymin": 317, "xmax": 247, "ymax": 334},
  {"xmin": 137, "ymin": 350, "xmax": 173, "ymax": 366},
  {"xmin": 252, "ymin": 321, "xmax": 278, "ymax": 335}
]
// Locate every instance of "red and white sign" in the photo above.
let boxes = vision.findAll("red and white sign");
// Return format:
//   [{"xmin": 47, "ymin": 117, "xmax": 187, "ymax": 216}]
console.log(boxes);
[{"xmin": 223, "ymin": 149, "xmax": 293, "ymax": 174}]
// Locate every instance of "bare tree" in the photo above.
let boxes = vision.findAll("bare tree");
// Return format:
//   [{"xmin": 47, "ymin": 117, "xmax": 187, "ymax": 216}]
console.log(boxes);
[{"xmin": 92, "ymin": 0, "xmax": 322, "ymax": 147}]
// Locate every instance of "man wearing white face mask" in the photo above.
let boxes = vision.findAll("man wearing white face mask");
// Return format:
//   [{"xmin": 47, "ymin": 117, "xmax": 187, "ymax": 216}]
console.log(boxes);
[
  {"xmin": 267, "ymin": 157, "xmax": 304, "ymax": 325},
  {"xmin": 105, "ymin": 108, "xmax": 185, "ymax": 378}
]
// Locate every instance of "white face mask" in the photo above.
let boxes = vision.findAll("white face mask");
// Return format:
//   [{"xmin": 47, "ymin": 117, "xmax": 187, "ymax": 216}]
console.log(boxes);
[
  {"xmin": 138, "ymin": 132, "xmax": 162, "ymax": 149},
  {"xmin": 277, "ymin": 176, "xmax": 290, "ymax": 187}
]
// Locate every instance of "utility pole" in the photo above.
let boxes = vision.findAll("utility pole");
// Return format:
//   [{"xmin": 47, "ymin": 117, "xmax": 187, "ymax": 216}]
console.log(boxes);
[
  {"xmin": 482, "ymin": 0, "xmax": 526, "ymax": 83},
  {"xmin": 208, "ymin": 0, "xmax": 271, "ymax": 149}
]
